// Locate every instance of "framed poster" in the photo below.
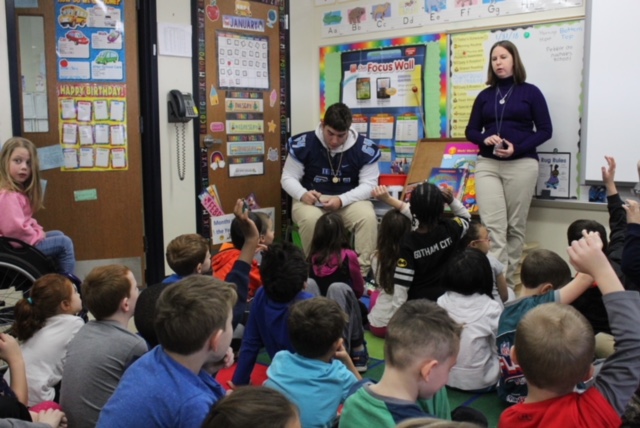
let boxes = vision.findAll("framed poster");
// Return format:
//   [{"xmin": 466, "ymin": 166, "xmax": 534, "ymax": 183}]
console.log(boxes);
[{"xmin": 536, "ymin": 152, "xmax": 571, "ymax": 199}]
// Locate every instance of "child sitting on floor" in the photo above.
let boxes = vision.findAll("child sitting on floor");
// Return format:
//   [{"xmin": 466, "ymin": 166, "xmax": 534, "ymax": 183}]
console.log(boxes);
[
  {"xmin": 230, "ymin": 242, "xmax": 313, "ymax": 387},
  {"xmin": 437, "ymin": 248, "xmax": 502, "ymax": 392},
  {"xmin": 265, "ymin": 297, "xmax": 361, "ymax": 427},
  {"xmin": 60, "ymin": 264, "xmax": 147, "ymax": 428},
  {"xmin": 496, "ymin": 249, "xmax": 593, "ymax": 404},
  {"xmin": 499, "ymin": 231, "xmax": 640, "ymax": 427},
  {"xmin": 7, "ymin": 274, "xmax": 84, "ymax": 406}
]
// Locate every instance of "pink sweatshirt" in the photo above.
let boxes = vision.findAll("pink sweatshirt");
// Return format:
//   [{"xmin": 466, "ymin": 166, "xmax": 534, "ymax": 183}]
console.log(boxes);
[{"xmin": 0, "ymin": 190, "xmax": 45, "ymax": 245}]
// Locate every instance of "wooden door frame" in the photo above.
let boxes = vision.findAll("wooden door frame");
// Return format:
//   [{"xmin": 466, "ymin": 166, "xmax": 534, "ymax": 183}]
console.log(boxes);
[{"xmin": 4, "ymin": 0, "xmax": 166, "ymax": 285}]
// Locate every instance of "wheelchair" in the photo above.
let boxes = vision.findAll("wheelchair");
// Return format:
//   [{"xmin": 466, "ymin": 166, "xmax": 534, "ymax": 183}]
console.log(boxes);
[{"xmin": 0, "ymin": 237, "xmax": 57, "ymax": 329}]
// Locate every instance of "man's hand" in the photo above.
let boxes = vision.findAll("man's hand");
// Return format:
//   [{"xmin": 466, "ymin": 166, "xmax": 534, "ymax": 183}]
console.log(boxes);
[
  {"xmin": 323, "ymin": 196, "xmax": 343, "ymax": 211},
  {"xmin": 301, "ymin": 190, "xmax": 322, "ymax": 206},
  {"xmin": 624, "ymin": 199, "xmax": 640, "ymax": 225}
]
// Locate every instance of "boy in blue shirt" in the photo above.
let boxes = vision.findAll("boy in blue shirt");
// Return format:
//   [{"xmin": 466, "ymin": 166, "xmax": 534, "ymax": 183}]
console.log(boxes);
[
  {"xmin": 97, "ymin": 275, "xmax": 237, "ymax": 428},
  {"xmin": 266, "ymin": 297, "xmax": 362, "ymax": 427}
]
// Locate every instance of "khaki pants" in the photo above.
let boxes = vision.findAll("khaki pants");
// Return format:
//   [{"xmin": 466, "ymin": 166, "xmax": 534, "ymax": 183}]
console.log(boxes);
[
  {"xmin": 292, "ymin": 199, "xmax": 377, "ymax": 277},
  {"xmin": 475, "ymin": 157, "xmax": 538, "ymax": 287}
]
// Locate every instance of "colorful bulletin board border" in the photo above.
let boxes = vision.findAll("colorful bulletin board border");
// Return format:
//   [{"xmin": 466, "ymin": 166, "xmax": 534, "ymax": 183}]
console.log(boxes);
[{"xmin": 319, "ymin": 34, "xmax": 448, "ymax": 137}]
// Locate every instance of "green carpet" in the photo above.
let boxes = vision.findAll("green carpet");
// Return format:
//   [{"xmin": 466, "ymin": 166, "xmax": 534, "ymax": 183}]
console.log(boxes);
[{"xmin": 364, "ymin": 331, "xmax": 508, "ymax": 428}]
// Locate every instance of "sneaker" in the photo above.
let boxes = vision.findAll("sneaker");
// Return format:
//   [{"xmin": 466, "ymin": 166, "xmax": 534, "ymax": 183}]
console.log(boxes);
[{"xmin": 351, "ymin": 344, "xmax": 369, "ymax": 373}]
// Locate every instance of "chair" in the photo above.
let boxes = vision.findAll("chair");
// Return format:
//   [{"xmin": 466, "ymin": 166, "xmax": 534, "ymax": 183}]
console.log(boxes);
[{"xmin": 0, "ymin": 237, "xmax": 57, "ymax": 328}]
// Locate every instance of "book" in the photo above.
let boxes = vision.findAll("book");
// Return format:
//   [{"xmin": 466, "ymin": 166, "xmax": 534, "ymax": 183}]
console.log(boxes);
[{"xmin": 427, "ymin": 167, "xmax": 466, "ymax": 198}]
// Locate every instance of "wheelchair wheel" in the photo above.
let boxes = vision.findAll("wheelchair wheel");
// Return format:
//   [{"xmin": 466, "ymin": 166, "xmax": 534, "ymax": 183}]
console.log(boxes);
[{"xmin": 0, "ymin": 261, "xmax": 38, "ymax": 330}]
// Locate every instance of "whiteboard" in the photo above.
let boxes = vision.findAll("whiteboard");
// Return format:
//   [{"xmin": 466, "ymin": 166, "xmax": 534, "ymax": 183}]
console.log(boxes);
[
  {"xmin": 582, "ymin": 0, "xmax": 640, "ymax": 184},
  {"xmin": 450, "ymin": 21, "xmax": 584, "ymax": 197}
]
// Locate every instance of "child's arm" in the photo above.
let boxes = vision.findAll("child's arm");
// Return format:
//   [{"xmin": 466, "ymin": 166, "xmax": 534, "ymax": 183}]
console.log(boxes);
[
  {"xmin": 335, "ymin": 343, "xmax": 362, "ymax": 381},
  {"xmin": 233, "ymin": 199, "xmax": 261, "ymax": 266},
  {"xmin": 496, "ymin": 272, "xmax": 509, "ymax": 303},
  {"xmin": 230, "ymin": 293, "xmax": 264, "ymax": 387},
  {"xmin": 0, "ymin": 191, "xmax": 45, "ymax": 246},
  {"xmin": 0, "ymin": 333, "xmax": 28, "ymax": 406},
  {"xmin": 372, "ymin": 185, "xmax": 411, "ymax": 220},
  {"xmin": 622, "ymin": 199, "xmax": 640, "ymax": 286},
  {"xmin": 571, "ymin": 231, "xmax": 640, "ymax": 415},
  {"xmin": 602, "ymin": 157, "xmax": 628, "ymax": 272},
  {"xmin": 345, "ymin": 250, "xmax": 364, "ymax": 298},
  {"xmin": 225, "ymin": 199, "xmax": 261, "ymax": 327},
  {"xmin": 556, "ymin": 272, "xmax": 594, "ymax": 305},
  {"xmin": 441, "ymin": 187, "xmax": 471, "ymax": 220},
  {"xmin": 568, "ymin": 231, "xmax": 623, "ymax": 296}
]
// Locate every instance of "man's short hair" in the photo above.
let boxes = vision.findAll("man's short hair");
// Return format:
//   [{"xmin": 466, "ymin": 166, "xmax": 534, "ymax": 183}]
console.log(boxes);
[
  {"xmin": 520, "ymin": 249, "xmax": 572, "ymax": 290},
  {"xmin": 259, "ymin": 242, "xmax": 308, "ymax": 303},
  {"xmin": 230, "ymin": 212, "xmax": 263, "ymax": 249},
  {"xmin": 567, "ymin": 220, "xmax": 609, "ymax": 252},
  {"xmin": 82, "ymin": 265, "xmax": 133, "ymax": 320},
  {"xmin": 515, "ymin": 303, "xmax": 594, "ymax": 394},
  {"xmin": 384, "ymin": 300, "xmax": 462, "ymax": 369},
  {"xmin": 166, "ymin": 234, "xmax": 210, "ymax": 276},
  {"xmin": 288, "ymin": 297, "xmax": 347, "ymax": 359},
  {"xmin": 154, "ymin": 276, "xmax": 237, "ymax": 355},
  {"xmin": 323, "ymin": 103, "xmax": 352, "ymax": 131}
]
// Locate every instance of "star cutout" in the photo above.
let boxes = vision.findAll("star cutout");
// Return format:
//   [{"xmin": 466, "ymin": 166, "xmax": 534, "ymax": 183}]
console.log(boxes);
[{"xmin": 267, "ymin": 120, "xmax": 276, "ymax": 133}]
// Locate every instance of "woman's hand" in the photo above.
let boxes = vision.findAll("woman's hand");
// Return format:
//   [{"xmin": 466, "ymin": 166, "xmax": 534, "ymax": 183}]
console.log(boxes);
[
  {"xmin": 493, "ymin": 139, "xmax": 514, "ymax": 159},
  {"xmin": 483, "ymin": 134, "xmax": 503, "ymax": 146}
]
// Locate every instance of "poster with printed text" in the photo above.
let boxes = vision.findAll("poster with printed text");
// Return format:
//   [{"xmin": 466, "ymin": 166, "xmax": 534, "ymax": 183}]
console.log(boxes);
[
  {"xmin": 58, "ymin": 83, "xmax": 128, "ymax": 171},
  {"xmin": 55, "ymin": 0, "xmax": 126, "ymax": 81}
]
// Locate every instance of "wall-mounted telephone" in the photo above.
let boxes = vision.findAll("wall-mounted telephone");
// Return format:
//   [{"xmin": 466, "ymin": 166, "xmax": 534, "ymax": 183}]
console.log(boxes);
[{"xmin": 168, "ymin": 90, "xmax": 198, "ymax": 123}]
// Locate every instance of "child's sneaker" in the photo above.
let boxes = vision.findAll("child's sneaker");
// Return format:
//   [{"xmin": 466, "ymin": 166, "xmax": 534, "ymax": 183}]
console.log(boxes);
[{"xmin": 351, "ymin": 344, "xmax": 369, "ymax": 373}]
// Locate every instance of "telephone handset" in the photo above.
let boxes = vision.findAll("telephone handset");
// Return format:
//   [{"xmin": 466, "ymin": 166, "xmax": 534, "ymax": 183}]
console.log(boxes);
[
  {"xmin": 168, "ymin": 90, "xmax": 198, "ymax": 123},
  {"xmin": 168, "ymin": 90, "xmax": 198, "ymax": 181}
]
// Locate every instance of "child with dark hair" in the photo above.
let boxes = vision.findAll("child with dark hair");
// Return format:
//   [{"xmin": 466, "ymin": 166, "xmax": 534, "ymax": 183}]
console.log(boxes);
[
  {"xmin": 60, "ymin": 264, "xmax": 147, "ymax": 428},
  {"xmin": 135, "ymin": 200, "xmax": 259, "ymax": 348},
  {"xmin": 265, "ymin": 297, "xmax": 361, "ymax": 427},
  {"xmin": 459, "ymin": 220, "xmax": 508, "ymax": 304},
  {"xmin": 202, "ymin": 386, "xmax": 300, "ymax": 428},
  {"xmin": 500, "ymin": 231, "xmax": 640, "ymax": 428},
  {"xmin": 367, "ymin": 206, "xmax": 412, "ymax": 337},
  {"xmin": 391, "ymin": 182, "xmax": 470, "ymax": 312},
  {"xmin": 567, "ymin": 157, "xmax": 638, "ymax": 359},
  {"xmin": 437, "ymin": 248, "xmax": 502, "ymax": 392},
  {"xmin": 6, "ymin": 274, "xmax": 83, "ymax": 406},
  {"xmin": 230, "ymin": 242, "xmax": 313, "ymax": 387},
  {"xmin": 98, "ymin": 275, "xmax": 237, "ymax": 428},
  {"xmin": 212, "ymin": 211, "xmax": 265, "ymax": 299},
  {"xmin": 307, "ymin": 212, "xmax": 368, "ymax": 370},
  {"xmin": 308, "ymin": 212, "xmax": 364, "ymax": 298},
  {"xmin": 496, "ymin": 248, "xmax": 592, "ymax": 404}
]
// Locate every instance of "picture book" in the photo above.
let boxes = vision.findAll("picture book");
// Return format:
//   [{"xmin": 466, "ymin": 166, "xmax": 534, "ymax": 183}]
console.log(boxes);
[{"xmin": 427, "ymin": 167, "xmax": 466, "ymax": 197}]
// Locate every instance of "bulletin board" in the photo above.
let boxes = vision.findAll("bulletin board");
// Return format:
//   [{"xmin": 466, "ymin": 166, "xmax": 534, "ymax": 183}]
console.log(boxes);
[
  {"xmin": 319, "ymin": 19, "xmax": 585, "ymax": 198},
  {"xmin": 195, "ymin": 0, "xmax": 287, "ymax": 244}
]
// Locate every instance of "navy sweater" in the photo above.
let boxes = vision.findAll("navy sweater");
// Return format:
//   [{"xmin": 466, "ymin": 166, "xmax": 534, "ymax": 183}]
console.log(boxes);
[{"xmin": 465, "ymin": 76, "xmax": 552, "ymax": 161}]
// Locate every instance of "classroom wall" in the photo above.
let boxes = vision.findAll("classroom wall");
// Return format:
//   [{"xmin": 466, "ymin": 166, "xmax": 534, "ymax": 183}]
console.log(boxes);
[
  {"xmin": 289, "ymin": 2, "xmax": 613, "ymax": 266},
  {"xmin": 156, "ymin": 0, "xmax": 197, "ymax": 273},
  {"xmin": 0, "ymin": 1, "xmax": 614, "ymax": 271}
]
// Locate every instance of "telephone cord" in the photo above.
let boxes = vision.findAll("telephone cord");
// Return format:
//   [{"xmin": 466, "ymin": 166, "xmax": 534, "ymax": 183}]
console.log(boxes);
[{"xmin": 177, "ymin": 122, "xmax": 186, "ymax": 181}]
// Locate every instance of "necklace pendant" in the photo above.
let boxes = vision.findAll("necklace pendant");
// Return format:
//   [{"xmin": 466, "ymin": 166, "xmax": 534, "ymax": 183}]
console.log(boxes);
[
  {"xmin": 499, "ymin": 99, "xmax": 505, "ymax": 105},
  {"xmin": 332, "ymin": 176, "xmax": 339, "ymax": 184}
]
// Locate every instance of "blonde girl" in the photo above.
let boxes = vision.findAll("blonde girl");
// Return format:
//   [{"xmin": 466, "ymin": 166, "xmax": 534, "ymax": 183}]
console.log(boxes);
[
  {"xmin": 6, "ymin": 273, "xmax": 84, "ymax": 406},
  {"xmin": 0, "ymin": 137, "xmax": 76, "ymax": 274}
]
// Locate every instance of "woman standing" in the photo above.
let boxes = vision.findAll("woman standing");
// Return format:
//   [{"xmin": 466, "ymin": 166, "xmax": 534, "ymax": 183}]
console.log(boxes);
[{"xmin": 465, "ymin": 41, "xmax": 552, "ymax": 287}]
